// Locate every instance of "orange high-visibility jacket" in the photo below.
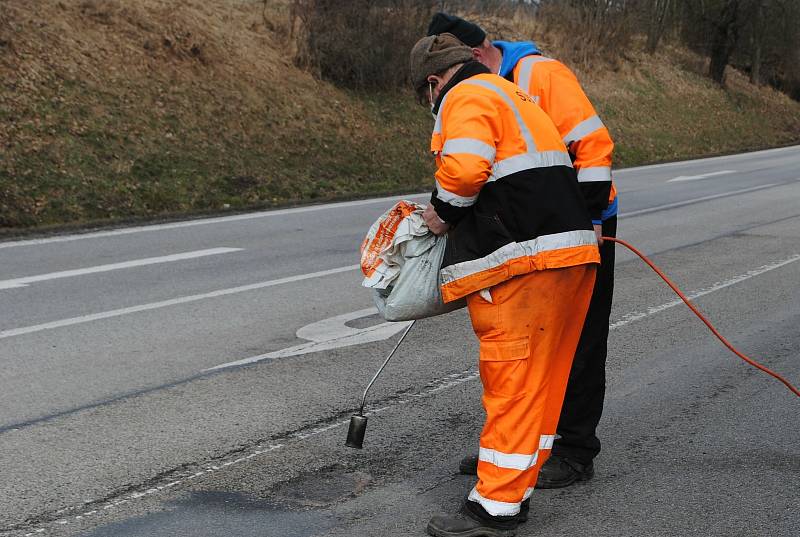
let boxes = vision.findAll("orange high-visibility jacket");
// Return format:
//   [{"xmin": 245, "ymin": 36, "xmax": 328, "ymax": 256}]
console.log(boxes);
[
  {"xmin": 430, "ymin": 66, "xmax": 600, "ymax": 303},
  {"xmin": 508, "ymin": 55, "xmax": 616, "ymax": 223}
]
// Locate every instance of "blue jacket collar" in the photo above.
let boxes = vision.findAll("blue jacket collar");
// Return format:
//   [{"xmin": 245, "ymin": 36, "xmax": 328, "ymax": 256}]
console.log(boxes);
[{"xmin": 494, "ymin": 40, "xmax": 541, "ymax": 78}]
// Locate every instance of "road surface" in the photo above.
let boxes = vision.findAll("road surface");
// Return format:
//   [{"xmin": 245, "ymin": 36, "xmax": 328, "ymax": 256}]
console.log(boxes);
[{"xmin": 1, "ymin": 146, "xmax": 799, "ymax": 537}]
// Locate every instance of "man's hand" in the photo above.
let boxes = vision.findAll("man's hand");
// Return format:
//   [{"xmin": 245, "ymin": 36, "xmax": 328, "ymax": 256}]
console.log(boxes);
[
  {"xmin": 423, "ymin": 204, "xmax": 450, "ymax": 236},
  {"xmin": 594, "ymin": 223, "xmax": 603, "ymax": 246}
]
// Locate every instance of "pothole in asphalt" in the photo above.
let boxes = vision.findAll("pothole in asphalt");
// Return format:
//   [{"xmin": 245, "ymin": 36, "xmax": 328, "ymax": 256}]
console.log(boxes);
[
  {"xmin": 269, "ymin": 465, "xmax": 372, "ymax": 509},
  {"xmin": 76, "ymin": 491, "xmax": 334, "ymax": 537}
]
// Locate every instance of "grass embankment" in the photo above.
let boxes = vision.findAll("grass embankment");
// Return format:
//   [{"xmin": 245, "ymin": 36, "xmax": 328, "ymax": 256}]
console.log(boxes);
[
  {"xmin": 0, "ymin": 0, "xmax": 432, "ymax": 231},
  {"xmin": 1, "ymin": 1, "xmax": 799, "ymax": 232}
]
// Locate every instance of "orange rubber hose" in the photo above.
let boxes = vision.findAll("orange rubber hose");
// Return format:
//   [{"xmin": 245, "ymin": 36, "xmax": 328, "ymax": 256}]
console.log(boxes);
[{"xmin": 603, "ymin": 236, "xmax": 800, "ymax": 398}]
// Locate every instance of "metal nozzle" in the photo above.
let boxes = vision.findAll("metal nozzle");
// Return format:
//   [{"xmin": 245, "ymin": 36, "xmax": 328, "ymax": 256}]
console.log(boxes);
[{"xmin": 345, "ymin": 414, "xmax": 368, "ymax": 449}]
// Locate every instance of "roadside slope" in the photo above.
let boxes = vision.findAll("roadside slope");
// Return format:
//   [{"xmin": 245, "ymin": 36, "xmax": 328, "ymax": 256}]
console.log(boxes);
[
  {"xmin": 0, "ymin": 0, "xmax": 432, "ymax": 229},
  {"xmin": 1, "ymin": 1, "xmax": 799, "ymax": 231}
]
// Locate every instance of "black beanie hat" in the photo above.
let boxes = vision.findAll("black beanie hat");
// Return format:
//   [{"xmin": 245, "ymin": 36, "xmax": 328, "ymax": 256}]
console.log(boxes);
[{"xmin": 427, "ymin": 12, "xmax": 486, "ymax": 48}]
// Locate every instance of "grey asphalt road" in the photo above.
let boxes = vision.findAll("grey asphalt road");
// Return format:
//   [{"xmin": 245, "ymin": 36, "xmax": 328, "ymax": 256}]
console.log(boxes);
[{"xmin": 1, "ymin": 146, "xmax": 799, "ymax": 537}]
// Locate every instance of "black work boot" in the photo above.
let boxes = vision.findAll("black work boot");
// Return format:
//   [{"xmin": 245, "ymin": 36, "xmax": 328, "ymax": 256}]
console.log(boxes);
[
  {"xmin": 535, "ymin": 455, "xmax": 594, "ymax": 489},
  {"xmin": 459, "ymin": 454, "xmax": 479, "ymax": 475},
  {"xmin": 426, "ymin": 500, "xmax": 521, "ymax": 537},
  {"xmin": 518, "ymin": 498, "xmax": 530, "ymax": 523}
]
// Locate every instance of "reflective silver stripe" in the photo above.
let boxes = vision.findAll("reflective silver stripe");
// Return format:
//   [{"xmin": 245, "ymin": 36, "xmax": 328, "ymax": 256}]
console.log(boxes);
[
  {"xmin": 516, "ymin": 56, "xmax": 535, "ymax": 93},
  {"xmin": 440, "ymin": 230, "xmax": 597, "ymax": 285},
  {"xmin": 479, "ymin": 446, "xmax": 539, "ymax": 471},
  {"xmin": 489, "ymin": 151, "xmax": 572, "ymax": 182},
  {"xmin": 563, "ymin": 115, "xmax": 605, "ymax": 145},
  {"xmin": 468, "ymin": 487, "xmax": 521, "ymax": 517},
  {"xmin": 577, "ymin": 166, "xmax": 612, "ymax": 183},
  {"xmin": 522, "ymin": 486, "xmax": 535, "ymax": 501},
  {"xmin": 435, "ymin": 180, "xmax": 478, "ymax": 207},
  {"xmin": 432, "ymin": 91, "xmax": 452, "ymax": 136},
  {"xmin": 442, "ymin": 138, "xmax": 496, "ymax": 163},
  {"xmin": 462, "ymin": 79, "xmax": 538, "ymax": 153},
  {"xmin": 515, "ymin": 55, "xmax": 553, "ymax": 92},
  {"xmin": 539, "ymin": 435, "xmax": 555, "ymax": 450}
]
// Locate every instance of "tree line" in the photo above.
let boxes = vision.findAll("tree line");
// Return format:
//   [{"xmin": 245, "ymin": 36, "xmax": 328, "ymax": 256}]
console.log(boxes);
[
  {"xmin": 284, "ymin": 0, "xmax": 800, "ymax": 99},
  {"xmin": 636, "ymin": 0, "xmax": 799, "ymax": 95},
  {"xmin": 534, "ymin": 0, "xmax": 799, "ymax": 95}
]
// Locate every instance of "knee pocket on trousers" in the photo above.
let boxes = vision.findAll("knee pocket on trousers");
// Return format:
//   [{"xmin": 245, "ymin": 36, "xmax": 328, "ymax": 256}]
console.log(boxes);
[{"xmin": 479, "ymin": 338, "xmax": 529, "ymax": 397}]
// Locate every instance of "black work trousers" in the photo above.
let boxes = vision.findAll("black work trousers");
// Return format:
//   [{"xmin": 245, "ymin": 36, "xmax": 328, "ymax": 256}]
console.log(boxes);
[{"xmin": 552, "ymin": 215, "xmax": 616, "ymax": 464}]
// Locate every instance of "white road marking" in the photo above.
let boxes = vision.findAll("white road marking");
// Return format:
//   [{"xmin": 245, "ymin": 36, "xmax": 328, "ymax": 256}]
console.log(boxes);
[
  {"xmin": 610, "ymin": 254, "xmax": 800, "ymax": 330},
  {"xmin": 0, "ymin": 193, "xmax": 430, "ymax": 250},
  {"xmin": 0, "ymin": 248, "xmax": 242, "ymax": 290},
  {"xmin": 667, "ymin": 170, "xmax": 736, "ymax": 182},
  {"xmin": 618, "ymin": 183, "xmax": 778, "ymax": 218},
  {"xmin": 0, "ymin": 265, "xmax": 359, "ymax": 339},
  {"xmin": 203, "ymin": 307, "xmax": 412, "ymax": 371}
]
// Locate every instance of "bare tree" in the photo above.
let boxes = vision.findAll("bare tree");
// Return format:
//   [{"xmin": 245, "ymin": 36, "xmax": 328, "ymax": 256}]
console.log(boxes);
[
  {"xmin": 749, "ymin": 0, "xmax": 764, "ymax": 85},
  {"xmin": 645, "ymin": 0, "xmax": 673, "ymax": 53},
  {"xmin": 724, "ymin": 0, "xmax": 799, "ymax": 93},
  {"xmin": 708, "ymin": 0, "xmax": 741, "ymax": 84},
  {"xmin": 682, "ymin": 0, "xmax": 743, "ymax": 85}
]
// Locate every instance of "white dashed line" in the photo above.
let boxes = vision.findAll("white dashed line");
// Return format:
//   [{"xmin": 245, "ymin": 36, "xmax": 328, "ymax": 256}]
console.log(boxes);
[
  {"xmin": 618, "ymin": 183, "xmax": 778, "ymax": 218},
  {"xmin": 610, "ymin": 254, "xmax": 800, "ymax": 330},
  {"xmin": 0, "ymin": 265, "xmax": 359, "ymax": 340},
  {"xmin": 0, "ymin": 248, "xmax": 242, "ymax": 290},
  {"xmin": 667, "ymin": 170, "xmax": 736, "ymax": 182}
]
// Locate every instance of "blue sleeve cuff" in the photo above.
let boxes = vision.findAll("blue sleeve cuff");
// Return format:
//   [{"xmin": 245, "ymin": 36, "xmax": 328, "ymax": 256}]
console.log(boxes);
[{"xmin": 600, "ymin": 196, "xmax": 619, "ymax": 221}]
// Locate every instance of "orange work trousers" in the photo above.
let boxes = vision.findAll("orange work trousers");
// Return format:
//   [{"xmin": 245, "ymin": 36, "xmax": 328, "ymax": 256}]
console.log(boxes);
[{"xmin": 466, "ymin": 264, "xmax": 596, "ymax": 516}]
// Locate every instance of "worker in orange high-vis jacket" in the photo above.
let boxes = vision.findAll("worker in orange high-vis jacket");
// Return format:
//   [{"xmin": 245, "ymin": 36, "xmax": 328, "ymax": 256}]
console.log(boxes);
[
  {"xmin": 428, "ymin": 13, "xmax": 617, "ymax": 488},
  {"xmin": 409, "ymin": 33, "xmax": 599, "ymax": 537}
]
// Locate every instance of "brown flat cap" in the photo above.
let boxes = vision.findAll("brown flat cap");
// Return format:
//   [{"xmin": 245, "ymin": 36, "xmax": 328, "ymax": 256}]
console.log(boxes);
[{"xmin": 409, "ymin": 33, "xmax": 473, "ymax": 92}]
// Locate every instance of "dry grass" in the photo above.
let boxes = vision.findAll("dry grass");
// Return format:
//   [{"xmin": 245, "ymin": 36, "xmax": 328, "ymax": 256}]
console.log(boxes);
[
  {"xmin": 0, "ymin": 1, "xmax": 798, "ymax": 231},
  {"xmin": 0, "ymin": 0, "xmax": 432, "ymax": 229}
]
